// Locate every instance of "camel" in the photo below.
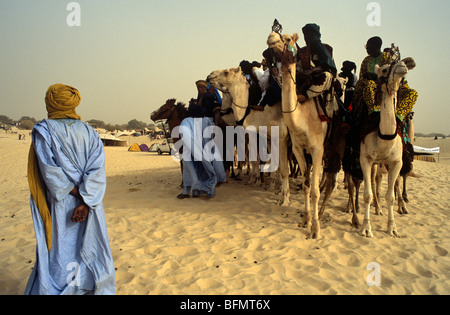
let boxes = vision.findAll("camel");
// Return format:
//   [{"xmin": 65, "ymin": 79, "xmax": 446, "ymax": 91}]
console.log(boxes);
[
  {"xmin": 207, "ymin": 66, "xmax": 292, "ymax": 206},
  {"xmin": 319, "ymin": 77, "xmax": 383, "ymax": 227},
  {"xmin": 359, "ymin": 56, "xmax": 416, "ymax": 237},
  {"xmin": 266, "ymin": 31, "xmax": 334, "ymax": 239},
  {"xmin": 151, "ymin": 99, "xmax": 188, "ymax": 183},
  {"xmin": 151, "ymin": 99, "xmax": 188, "ymax": 136},
  {"xmin": 318, "ymin": 76, "xmax": 349, "ymax": 218}
]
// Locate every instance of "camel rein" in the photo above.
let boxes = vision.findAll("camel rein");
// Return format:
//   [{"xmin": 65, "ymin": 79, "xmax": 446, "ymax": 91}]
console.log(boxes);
[
  {"xmin": 377, "ymin": 63, "xmax": 400, "ymax": 141},
  {"xmin": 217, "ymin": 87, "xmax": 251, "ymax": 126}
]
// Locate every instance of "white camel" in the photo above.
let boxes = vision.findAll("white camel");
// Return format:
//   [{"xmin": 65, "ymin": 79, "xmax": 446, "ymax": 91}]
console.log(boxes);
[
  {"xmin": 266, "ymin": 31, "xmax": 333, "ymax": 239},
  {"xmin": 208, "ymin": 67, "xmax": 291, "ymax": 206},
  {"xmin": 359, "ymin": 56, "xmax": 416, "ymax": 237}
]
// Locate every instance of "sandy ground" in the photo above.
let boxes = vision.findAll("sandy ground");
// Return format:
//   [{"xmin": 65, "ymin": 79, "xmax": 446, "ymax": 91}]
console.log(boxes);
[{"xmin": 0, "ymin": 130, "xmax": 449, "ymax": 295}]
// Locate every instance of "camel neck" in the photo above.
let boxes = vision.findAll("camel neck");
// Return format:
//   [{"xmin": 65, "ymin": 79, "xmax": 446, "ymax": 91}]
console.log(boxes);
[
  {"xmin": 230, "ymin": 79, "xmax": 249, "ymax": 123},
  {"xmin": 379, "ymin": 88, "xmax": 397, "ymax": 138},
  {"xmin": 281, "ymin": 63, "xmax": 297, "ymax": 114}
]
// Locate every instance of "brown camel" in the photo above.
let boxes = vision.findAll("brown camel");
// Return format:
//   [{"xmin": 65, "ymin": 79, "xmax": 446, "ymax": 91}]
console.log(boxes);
[{"xmin": 151, "ymin": 99, "xmax": 188, "ymax": 183}]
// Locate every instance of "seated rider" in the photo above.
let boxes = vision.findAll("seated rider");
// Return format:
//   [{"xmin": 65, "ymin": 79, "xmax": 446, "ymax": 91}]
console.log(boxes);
[
  {"xmin": 351, "ymin": 36, "xmax": 392, "ymax": 121},
  {"xmin": 250, "ymin": 49, "xmax": 283, "ymax": 111},
  {"xmin": 239, "ymin": 60, "xmax": 263, "ymax": 108},
  {"xmin": 188, "ymin": 80, "xmax": 222, "ymax": 123},
  {"xmin": 338, "ymin": 60, "xmax": 358, "ymax": 110},
  {"xmin": 352, "ymin": 37, "xmax": 418, "ymax": 123},
  {"xmin": 296, "ymin": 23, "xmax": 337, "ymax": 103}
]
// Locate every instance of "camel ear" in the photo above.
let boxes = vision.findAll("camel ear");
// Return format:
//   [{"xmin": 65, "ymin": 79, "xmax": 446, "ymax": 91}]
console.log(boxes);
[
  {"xmin": 292, "ymin": 33, "xmax": 299, "ymax": 43},
  {"xmin": 402, "ymin": 57, "xmax": 416, "ymax": 70},
  {"xmin": 236, "ymin": 66, "xmax": 242, "ymax": 73}
]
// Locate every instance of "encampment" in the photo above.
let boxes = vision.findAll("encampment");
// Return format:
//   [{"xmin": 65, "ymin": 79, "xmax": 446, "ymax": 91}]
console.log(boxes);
[{"xmin": 128, "ymin": 143, "xmax": 142, "ymax": 152}]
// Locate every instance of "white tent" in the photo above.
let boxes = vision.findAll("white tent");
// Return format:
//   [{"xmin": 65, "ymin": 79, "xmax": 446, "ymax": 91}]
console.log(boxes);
[
  {"xmin": 413, "ymin": 145, "xmax": 440, "ymax": 163},
  {"xmin": 99, "ymin": 133, "xmax": 127, "ymax": 147},
  {"xmin": 413, "ymin": 146, "xmax": 440, "ymax": 155}
]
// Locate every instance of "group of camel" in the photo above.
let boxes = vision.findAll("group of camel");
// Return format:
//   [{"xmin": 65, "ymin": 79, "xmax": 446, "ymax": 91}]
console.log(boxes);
[{"xmin": 151, "ymin": 28, "xmax": 416, "ymax": 239}]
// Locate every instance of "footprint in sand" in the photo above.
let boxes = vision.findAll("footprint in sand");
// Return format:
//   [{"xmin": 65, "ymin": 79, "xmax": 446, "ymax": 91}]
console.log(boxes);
[
  {"xmin": 128, "ymin": 188, "xmax": 141, "ymax": 192},
  {"xmin": 435, "ymin": 245, "xmax": 448, "ymax": 257}
]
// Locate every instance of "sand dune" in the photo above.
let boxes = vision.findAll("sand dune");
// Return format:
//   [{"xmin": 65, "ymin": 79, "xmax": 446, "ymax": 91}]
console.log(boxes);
[{"xmin": 0, "ymin": 130, "xmax": 449, "ymax": 295}]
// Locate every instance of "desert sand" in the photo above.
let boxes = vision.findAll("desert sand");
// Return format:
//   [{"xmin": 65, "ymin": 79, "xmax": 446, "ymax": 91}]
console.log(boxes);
[{"xmin": 0, "ymin": 129, "xmax": 449, "ymax": 295}]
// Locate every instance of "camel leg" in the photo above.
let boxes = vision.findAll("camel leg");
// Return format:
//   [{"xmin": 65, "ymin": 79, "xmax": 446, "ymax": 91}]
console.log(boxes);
[
  {"xmin": 267, "ymin": 170, "xmax": 278, "ymax": 192},
  {"xmin": 372, "ymin": 164, "xmax": 383, "ymax": 216},
  {"xmin": 346, "ymin": 175, "xmax": 361, "ymax": 228},
  {"xmin": 319, "ymin": 172, "xmax": 336, "ymax": 219},
  {"xmin": 386, "ymin": 163, "xmax": 402, "ymax": 237},
  {"xmin": 295, "ymin": 151, "xmax": 312, "ymax": 230},
  {"xmin": 345, "ymin": 175, "xmax": 354, "ymax": 214},
  {"xmin": 344, "ymin": 172, "xmax": 353, "ymax": 213},
  {"xmin": 309, "ymin": 147, "xmax": 324, "ymax": 239},
  {"xmin": 360, "ymin": 157, "xmax": 374, "ymax": 238},
  {"xmin": 396, "ymin": 176, "xmax": 409, "ymax": 215},
  {"xmin": 319, "ymin": 171, "xmax": 327, "ymax": 192},
  {"xmin": 354, "ymin": 178, "xmax": 361, "ymax": 214},
  {"xmin": 278, "ymin": 140, "xmax": 291, "ymax": 207},
  {"xmin": 402, "ymin": 174, "xmax": 409, "ymax": 203}
]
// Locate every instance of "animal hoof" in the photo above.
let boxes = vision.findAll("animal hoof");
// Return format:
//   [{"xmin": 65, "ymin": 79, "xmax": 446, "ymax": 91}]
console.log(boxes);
[
  {"xmin": 309, "ymin": 222, "xmax": 320, "ymax": 239},
  {"xmin": 359, "ymin": 220, "xmax": 373, "ymax": 238},
  {"xmin": 351, "ymin": 217, "xmax": 361, "ymax": 229},
  {"xmin": 300, "ymin": 213, "xmax": 312, "ymax": 229},
  {"xmin": 387, "ymin": 221, "xmax": 400, "ymax": 237},
  {"xmin": 359, "ymin": 229, "xmax": 373, "ymax": 238},
  {"xmin": 387, "ymin": 228, "xmax": 400, "ymax": 237}
]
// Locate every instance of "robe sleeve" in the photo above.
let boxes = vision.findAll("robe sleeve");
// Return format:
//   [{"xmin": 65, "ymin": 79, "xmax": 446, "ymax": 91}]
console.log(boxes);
[
  {"xmin": 33, "ymin": 131, "xmax": 75, "ymax": 202},
  {"xmin": 78, "ymin": 133, "xmax": 106, "ymax": 211}
]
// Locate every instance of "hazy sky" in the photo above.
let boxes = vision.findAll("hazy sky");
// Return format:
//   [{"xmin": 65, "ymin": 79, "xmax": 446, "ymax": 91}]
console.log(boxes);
[{"xmin": 0, "ymin": 0, "xmax": 448, "ymax": 133}]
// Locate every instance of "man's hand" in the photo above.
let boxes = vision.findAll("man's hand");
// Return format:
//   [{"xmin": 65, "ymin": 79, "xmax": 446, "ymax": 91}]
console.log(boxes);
[
  {"xmin": 72, "ymin": 203, "xmax": 89, "ymax": 223},
  {"xmin": 70, "ymin": 186, "xmax": 81, "ymax": 199}
]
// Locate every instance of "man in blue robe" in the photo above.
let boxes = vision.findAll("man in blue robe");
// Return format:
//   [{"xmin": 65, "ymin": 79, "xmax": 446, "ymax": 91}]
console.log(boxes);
[
  {"xmin": 25, "ymin": 84, "xmax": 116, "ymax": 295},
  {"xmin": 176, "ymin": 81, "xmax": 226, "ymax": 199}
]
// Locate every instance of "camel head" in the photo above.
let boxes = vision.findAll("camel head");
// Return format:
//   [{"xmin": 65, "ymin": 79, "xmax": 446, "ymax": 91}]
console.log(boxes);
[
  {"xmin": 375, "ymin": 57, "xmax": 415, "ymax": 94},
  {"xmin": 266, "ymin": 32, "xmax": 299, "ymax": 65},
  {"xmin": 207, "ymin": 67, "xmax": 248, "ymax": 93},
  {"xmin": 151, "ymin": 98, "xmax": 177, "ymax": 122}
]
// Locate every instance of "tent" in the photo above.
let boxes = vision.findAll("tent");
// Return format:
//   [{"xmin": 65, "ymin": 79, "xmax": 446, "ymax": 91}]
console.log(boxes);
[
  {"xmin": 413, "ymin": 145, "xmax": 440, "ymax": 163},
  {"xmin": 128, "ymin": 143, "xmax": 142, "ymax": 152},
  {"xmin": 99, "ymin": 133, "xmax": 128, "ymax": 147},
  {"xmin": 413, "ymin": 146, "xmax": 440, "ymax": 155},
  {"xmin": 140, "ymin": 144, "xmax": 149, "ymax": 152}
]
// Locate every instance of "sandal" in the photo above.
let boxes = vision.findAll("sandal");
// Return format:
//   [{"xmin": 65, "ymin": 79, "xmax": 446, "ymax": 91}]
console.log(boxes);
[{"xmin": 177, "ymin": 193, "xmax": 190, "ymax": 199}]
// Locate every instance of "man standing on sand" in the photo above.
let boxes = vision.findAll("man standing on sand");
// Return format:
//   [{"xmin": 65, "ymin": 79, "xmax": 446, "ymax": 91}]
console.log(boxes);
[{"xmin": 25, "ymin": 84, "xmax": 115, "ymax": 295}]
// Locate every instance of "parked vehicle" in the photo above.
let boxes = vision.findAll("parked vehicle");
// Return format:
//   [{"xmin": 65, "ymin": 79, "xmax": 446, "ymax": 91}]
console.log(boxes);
[
  {"xmin": 157, "ymin": 139, "xmax": 174, "ymax": 155},
  {"xmin": 148, "ymin": 143, "xmax": 160, "ymax": 152}
]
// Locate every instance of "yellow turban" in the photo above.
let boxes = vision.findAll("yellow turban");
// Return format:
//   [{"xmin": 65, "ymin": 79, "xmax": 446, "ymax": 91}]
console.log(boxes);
[{"xmin": 45, "ymin": 84, "xmax": 81, "ymax": 120}]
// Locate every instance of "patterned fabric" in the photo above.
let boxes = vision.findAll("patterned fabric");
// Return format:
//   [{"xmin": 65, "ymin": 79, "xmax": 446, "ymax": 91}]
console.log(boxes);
[
  {"xmin": 397, "ymin": 82, "xmax": 418, "ymax": 121},
  {"xmin": 352, "ymin": 53, "xmax": 418, "ymax": 121},
  {"xmin": 351, "ymin": 52, "xmax": 392, "ymax": 120}
]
